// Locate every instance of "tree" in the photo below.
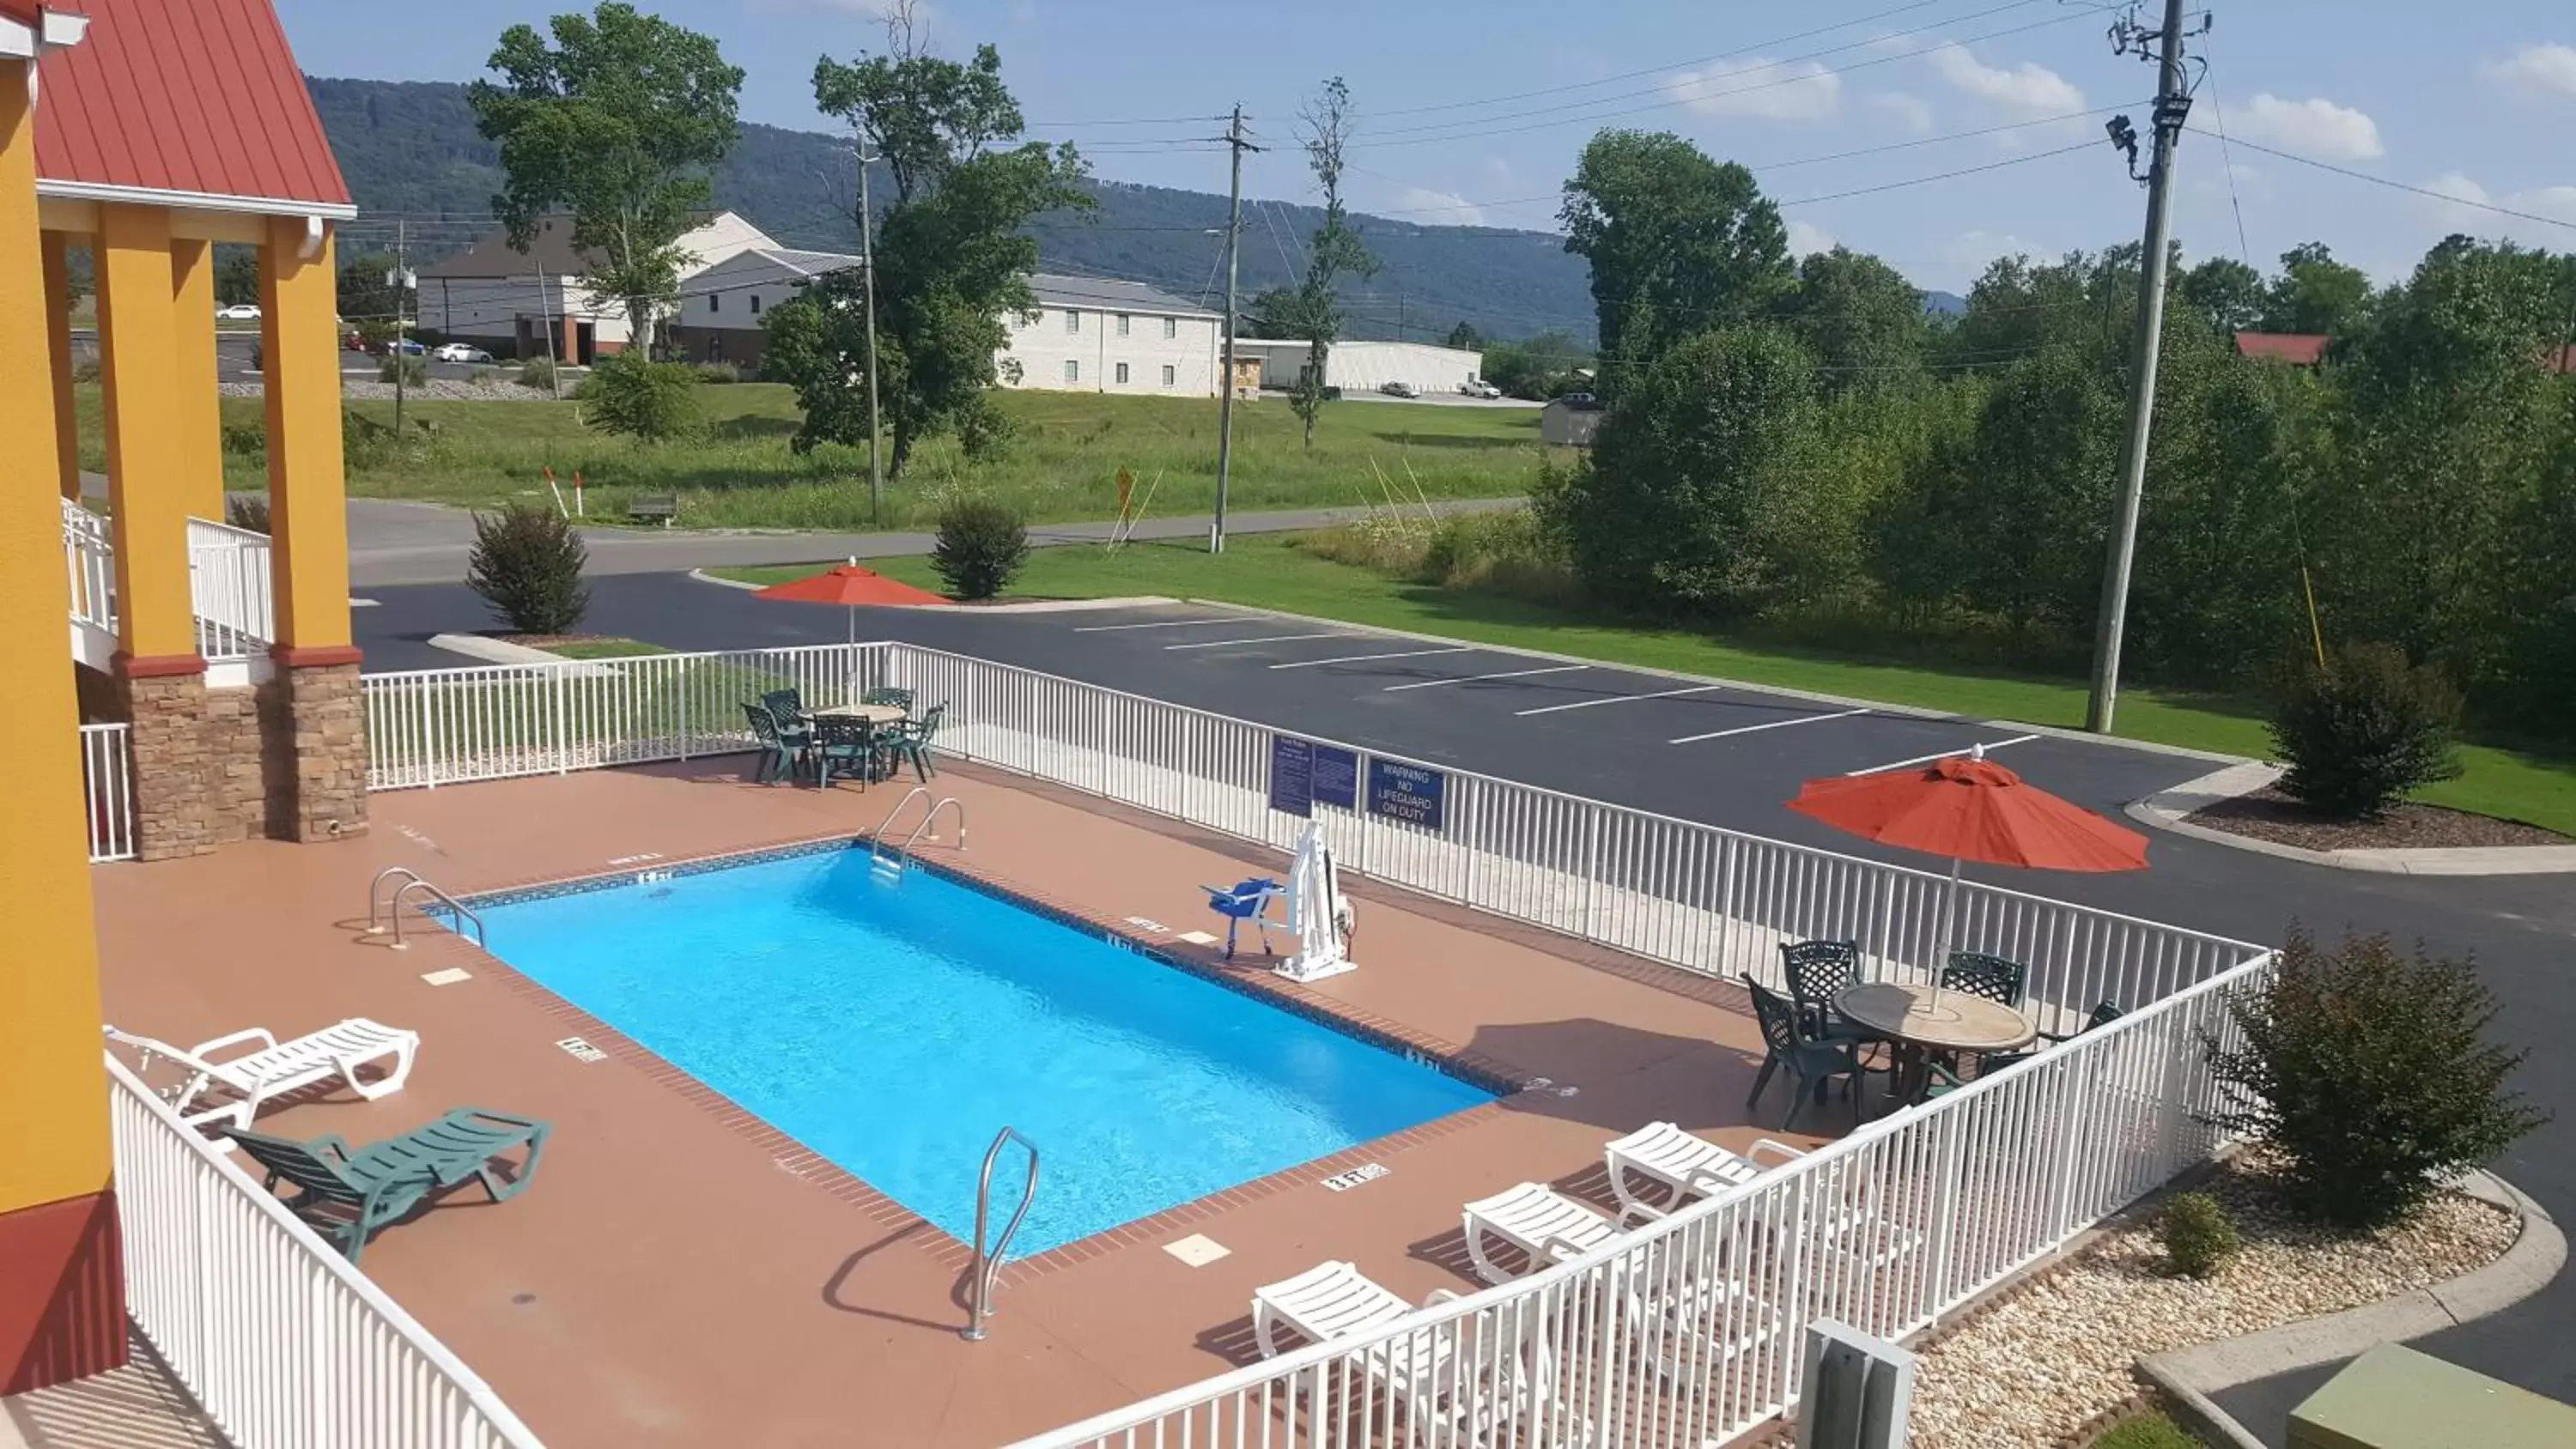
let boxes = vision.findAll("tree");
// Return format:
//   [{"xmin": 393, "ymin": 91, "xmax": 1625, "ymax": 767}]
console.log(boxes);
[
  {"xmin": 2177, "ymin": 256, "xmax": 2266, "ymax": 335},
  {"xmin": 214, "ymin": 247, "xmax": 260, "ymax": 308},
  {"xmin": 335, "ymin": 251, "xmax": 404, "ymax": 327},
  {"xmin": 468, "ymin": 3, "xmax": 744, "ymax": 356},
  {"xmin": 2261, "ymin": 241, "xmax": 2373, "ymax": 336},
  {"xmin": 1559, "ymin": 130, "xmax": 1789, "ymax": 397},
  {"xmin": 1285, "ymin": 77, "xmax": 1377, "ymax": 448},
  {"xmin": 1481, "ymin": 330, "xmax": 1591, "ymax": 400},
  {"xmin": 1444, "ymin": 320, "xmax": 1483, "ymax": 350},
  {"xmin": 776, "ymin": 10, "xmax": 1087, "ymax": 474},
  {"xmin": 1781, "ymin": 246, "xmax": 1926, "ymax": 391}
]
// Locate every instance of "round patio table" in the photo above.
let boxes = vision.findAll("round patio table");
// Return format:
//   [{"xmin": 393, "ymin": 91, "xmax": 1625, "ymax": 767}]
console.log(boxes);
[
  {"xmin": 1835, "ymin": 981, "xmax": 2037, "ymax": 1110},
  {"xmin": 805, "ymin": 702, "xmax": 907, "ymax": 725}
]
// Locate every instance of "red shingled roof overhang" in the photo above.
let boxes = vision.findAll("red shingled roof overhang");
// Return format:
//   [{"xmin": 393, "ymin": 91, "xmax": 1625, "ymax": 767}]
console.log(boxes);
[
  {"xmin": 32, "ymin": 0, "xmax": 350, "ymax": 215},
  {"xmin": 2233, "ymin": 331, "xmax": 2330, "ymax": 366},
  {"xmin": 0, "ymin": 1, "xmax": 48, "ymax": 28}
]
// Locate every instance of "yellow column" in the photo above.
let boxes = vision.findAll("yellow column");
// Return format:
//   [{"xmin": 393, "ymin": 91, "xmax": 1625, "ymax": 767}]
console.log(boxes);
[
  {"xmin": 94, "ymin": 203, "xmax": 198, "ymax": 667},
  {"xmin": 169, "ymin": 239, "xmax": 226, "ymax": 520},
  {"xmin": 259, "ymin": 217, "xmax": 355, "ymax": 660},
  {"xmin": 40, "ymin": 230, "xmax": 81, "ymax": 501},
  {"xmin": 0, "ymin": 56, "xmax": 121, "ymax": 1387}
]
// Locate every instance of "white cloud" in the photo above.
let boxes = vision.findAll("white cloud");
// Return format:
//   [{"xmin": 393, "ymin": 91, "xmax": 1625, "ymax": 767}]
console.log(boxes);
[
  {"xmin": 2234, "ymin": 94, "xmax": 2384, "ymax": 161},
  {"xmin": 1396, "ymin": 186, "xmax": 1485, "ymax": 226},
  {"xmin": 2488, "ymin": 42, "xmax": 2576, "ymax": 98},
  {"xmin": 1786, "ymin": 219, "xmax": 1837, "ymax": 257},
  {"xmin": 1664, "ymin": 57, "xmax": 1842, "ymax": 122},
  {"xmin": 1927, "ymin": 45, "xmax": 2083, "ymax": 112},
  {"xmin": 2413, "ymin": 172, "xmax": 2576, "ymax": 244},
  {"xmin": 1869, "ymin": 92, "xmax": 1935, "ymax": 134}
]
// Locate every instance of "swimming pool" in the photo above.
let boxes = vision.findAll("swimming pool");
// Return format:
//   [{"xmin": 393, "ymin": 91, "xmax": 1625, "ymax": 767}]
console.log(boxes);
[{"xmin": 470, "ymin": 846, "xmax": 1494, "ymax": 1253}]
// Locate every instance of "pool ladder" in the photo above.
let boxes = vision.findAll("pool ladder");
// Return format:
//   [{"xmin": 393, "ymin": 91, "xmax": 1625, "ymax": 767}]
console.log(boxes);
[
  {"xmin": 962, "ymin": 1126, "xmax": 1040, "ymax": 1342},
  {"xmin": 365, "ymin": 866, "xmax": 486, "ymax": 949},
  {"xmin": 867, "ymin": 786, "xmax": 968, "ymax": 878}
]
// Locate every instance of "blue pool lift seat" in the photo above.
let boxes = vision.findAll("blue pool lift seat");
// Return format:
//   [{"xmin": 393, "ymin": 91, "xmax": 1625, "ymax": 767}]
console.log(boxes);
[{"xmin": 1201, "ymin": 878, "xmax": 1284, "ymax": 960}]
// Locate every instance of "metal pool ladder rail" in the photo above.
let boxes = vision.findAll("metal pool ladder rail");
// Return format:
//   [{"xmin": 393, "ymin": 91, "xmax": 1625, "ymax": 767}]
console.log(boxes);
[
  {"xmin": 868, "ymin": 787, "xmax": 968, "ymax": 875},
  {"xmin": 962, "ymin": 1127, "xmax": 1039, "ymax": 1342},
  {"xmin": 366, "ymin": 866, "xmax": 487, "ymax": 949}
]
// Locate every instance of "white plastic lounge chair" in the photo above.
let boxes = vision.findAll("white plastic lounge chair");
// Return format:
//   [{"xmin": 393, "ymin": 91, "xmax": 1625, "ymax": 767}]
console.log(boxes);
[
  {"xmin": 106, "ymin": 1018, "xmax": 419, "ymax": 1131},
  {"xmin": 1461, "ymin": 1181, "xmax": 1660, "ymax": 1285},
  {"xmin": 1254, "ymin": 1264, "xmax": 1566, "ymax": 1440},
  {"xmin": 1253, "ymin": 1260, "xmax": 1413, "ymax": 1358},
  {"xmin": 1602, "ymin": 1122, "xmax": 1807, "ymax": 1216}
]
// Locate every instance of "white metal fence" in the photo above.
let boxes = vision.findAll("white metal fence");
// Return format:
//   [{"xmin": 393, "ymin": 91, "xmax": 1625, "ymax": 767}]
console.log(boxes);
[
  {"xmin": 82, "ymin": 721, "xmax": 135, "ymax": 863},
  {"xmin": 187, "ymin": 515, "xmax": 275, "ymax": 661},
  {"xmin": 106, "ymin": 1052, "xmax": 547, "ymax": 1449},
  {"xmin": 64, "ymin": 496, "xmax": 114, "ymax": 632}
]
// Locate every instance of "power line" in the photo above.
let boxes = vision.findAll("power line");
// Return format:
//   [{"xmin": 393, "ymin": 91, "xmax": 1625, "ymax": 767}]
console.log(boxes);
[{"xmin": 2187, "ymin": 128, "xmax": 2576, "ymax": 232}]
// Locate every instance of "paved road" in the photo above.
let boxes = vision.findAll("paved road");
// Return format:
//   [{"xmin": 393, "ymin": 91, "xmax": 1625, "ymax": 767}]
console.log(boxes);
[{"xmin": 351, "ymin": 581, "xmax": 2576, "ymax": 1438}]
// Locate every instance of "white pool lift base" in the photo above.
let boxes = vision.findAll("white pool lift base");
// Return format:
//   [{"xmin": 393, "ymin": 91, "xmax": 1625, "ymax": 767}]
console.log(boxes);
[{"xmin": 1273, "ymin": 820, "xmax": 1358, "ymax": 985}]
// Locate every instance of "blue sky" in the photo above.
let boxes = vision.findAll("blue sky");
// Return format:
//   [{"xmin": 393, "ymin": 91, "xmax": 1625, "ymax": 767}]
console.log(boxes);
[{"xmin": 276, "ymin": 0, "xmax": 2576, "ymax": 295}]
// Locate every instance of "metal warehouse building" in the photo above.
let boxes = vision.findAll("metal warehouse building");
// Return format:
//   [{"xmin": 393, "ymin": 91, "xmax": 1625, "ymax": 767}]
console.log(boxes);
[{"xmin": 1234, "ymin": 338, "xmax": 1485, "ymax": 396}]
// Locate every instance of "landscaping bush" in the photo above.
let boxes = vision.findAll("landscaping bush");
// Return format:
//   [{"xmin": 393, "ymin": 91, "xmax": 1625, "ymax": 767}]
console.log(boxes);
[
  {"xmin": 518, "ymin": 356, "xmax": 559, "ymax": 391},
  {"xmin": 71, "ymin": 355, "xmax": 101, "ymax": 384},
  {"xmin": 2208, "ymin": 927, "xmax": 2545, "ymax": 1231},
  {"xmin": 469, "ymin": 366, "xmax": 503, "ymax": 390},
  {"xmin": 342, "ymin": 407, "xmax": 398, "ymax": 469},
  {"xmin": 580, "ymin": 354, "xmax": 703, "ymax": 440},
  {"xmin": 692, "ymin": 361, "xmax": 742, "ymax": 385},
  {"xmin": 378, "ymin": 353, "xmax": 428, "ymax": 387},
  {"xmin": 2269, "ymin": 643, "xmax": 2464, "ymax": 819},
  {"xmin": 220, "ymin": 418, "xmax": 266, "ymax": 458},
  {"xmin": 465, "ymin": 504, "xmax": 591, "ymax": 634},
  {"xmin": 223, "ymin": 494, "xmax": 270, "ymax": 534},
  {"xmin": 929, "ymin": 499, "xmax": 1030, "ymax": 601},
  {"xmin": 2155, "ymin": 1191, "xmax": 2239, "ymax": 1278}
]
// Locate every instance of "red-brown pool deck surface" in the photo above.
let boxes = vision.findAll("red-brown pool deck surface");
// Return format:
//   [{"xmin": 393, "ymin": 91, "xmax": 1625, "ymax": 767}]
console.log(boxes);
[{"xmin": 92, "ymin": 759, "xmax": 1840, "ymax": 1447}]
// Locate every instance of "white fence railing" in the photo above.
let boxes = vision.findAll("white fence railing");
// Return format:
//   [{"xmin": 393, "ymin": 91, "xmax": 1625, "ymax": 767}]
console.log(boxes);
[
  {"xmin": 82, "ymin": 721, "xmax": 135, "ymax": 862},
  {"xmin": 187, "ymin": 515, "xmax": 274, "ymax": 662},
  {"xmin": 106, "ymin": 1052, "xmax": 547, "ymax": 1449},
  {"xmin": 64, "ymin": 496, "xmax": 114, "ymax": 632}
]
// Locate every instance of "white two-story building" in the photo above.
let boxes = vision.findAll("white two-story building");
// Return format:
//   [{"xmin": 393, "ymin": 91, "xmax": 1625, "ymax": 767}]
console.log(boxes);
[{"xmin": 998, "ymin": 275, "xmax": 1224, "ymax": 397}]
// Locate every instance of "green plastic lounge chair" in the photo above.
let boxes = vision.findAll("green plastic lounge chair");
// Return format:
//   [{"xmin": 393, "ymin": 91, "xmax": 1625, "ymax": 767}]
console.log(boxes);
[
  {"xmin": 1742, "ymin": 975, "xmax": 1863, "ymax": 1130},
  {"xmin": 223, "ymin": 1107, "xmax": 551, "ymax": 1264}
]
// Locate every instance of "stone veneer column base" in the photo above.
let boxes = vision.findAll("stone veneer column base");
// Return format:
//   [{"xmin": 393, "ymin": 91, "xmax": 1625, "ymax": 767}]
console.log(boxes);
[
  {"xmin": 266, "ymin": 659, "xmax": 368, "ymax": 842},
  {"xmin": 112, "ymin": 655, "xmax": 368, "ymax": 857},
  {"xmin": 113, "ymin": 664, "xmax": 220, "ymax": 862},
  {"xmin": 0, "ymin": 1191, "xmax": 128, "ymax": 1395}
]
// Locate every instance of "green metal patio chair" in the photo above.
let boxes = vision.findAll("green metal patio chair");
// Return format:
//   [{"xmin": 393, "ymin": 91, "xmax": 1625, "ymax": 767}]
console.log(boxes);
[
  {"xmin": 860, "ymin": 686, "xmax": 914, "ymax": 715},
  {"xmin": 223, "ymin": 1107, "xmax": 551, "ymax": 1264},
  {"xmin": 1975, "ymin": 998, "xmax": 2126, "ymax": 1077},
  {"xmin": 1940, "ymin": 950, "xmax": 2029, "ymax": 1008},
  {"xmin": 811, "ymin": 712, "xmax": 878, "ymax": 791},
  {"xmin": 1779, "ymin": 938, "xmax": 1893, "ymax": 1077},
  {"xmin": 885, "ymin": 702, "xmax": 945, "ymax": 783},
  {"xmin": 741, "ymin": 703, "xmax": 804, "ymax": 785},
  {"xmin": 1742, "ymin": 975, "xmax": 1864, "ymax": 1131}
]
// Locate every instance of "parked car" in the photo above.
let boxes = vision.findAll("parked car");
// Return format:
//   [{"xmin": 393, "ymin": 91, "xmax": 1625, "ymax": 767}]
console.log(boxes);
[
  {"xmin": 1377, "ymin": 379, "xmax": 1420, "ymax": 398},
  {"xmin": 1460, "ymin": 379, "xmax": 1502, "ymax": 399},
  {"xmin": 433, "ymin": 343, "xmax": 495, "ymax": 364},
  {"xmin": 382, "ymin": 337, "xmax": 427, "ymax": 356},
  {"xmin": 216, "ymin": 303, "xmax": 261, "ymax": 321},
  {"xmin": 1558, "ymin": 391, "xmax": 1600, "ymax": 409}
]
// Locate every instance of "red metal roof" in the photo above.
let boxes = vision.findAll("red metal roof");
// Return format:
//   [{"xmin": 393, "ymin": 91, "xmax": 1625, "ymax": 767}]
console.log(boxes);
[
  {"xmin": 2233, "ymin": 331, "xmax": 2330, "ymax": 366},
  {"xmin": 32, "ymin": 0, "xmax": 349, "ymax": 215},
  {"xmin": 0, "ymin": 1, "xmax": 48, "ymax": 27}
]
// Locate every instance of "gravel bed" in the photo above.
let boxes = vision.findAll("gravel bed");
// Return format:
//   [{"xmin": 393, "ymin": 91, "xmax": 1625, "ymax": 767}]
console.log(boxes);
[
  {"xmin": 2188, "ymin": 787, "xmax": 2568, "ymax": 850},
  {"xmin": 218, "ymin": 379, "xmax": 565, "ymax": 403},
  {"xmin": 1904, "ymin": 1155, "xmax": 2517, "ymax": 1448}
]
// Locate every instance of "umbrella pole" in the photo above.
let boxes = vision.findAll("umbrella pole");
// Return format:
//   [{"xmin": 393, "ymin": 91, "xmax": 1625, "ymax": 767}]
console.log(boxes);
[{"xmin": 1933, "ymin": 856, "xmax": 1964, "ymax": 1010}]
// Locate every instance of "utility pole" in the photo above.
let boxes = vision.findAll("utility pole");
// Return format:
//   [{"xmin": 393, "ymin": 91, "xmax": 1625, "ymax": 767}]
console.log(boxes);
[
  {"xmin": 855, "ymin": 143, "xmax": 885, "ymax": 530},
  {"xmin": 391, "ymin": 219, "xmax": 410, "ymax": 440},
  {"xmin": 1212, "ymin": 105, "xmax": 1253, "ymax": 554},
  {"xmin": 2083, "ymin": 0, "xmax": 2198, "ymax": 734},
  {"xmin": 537, "ymin": 261, "xmax": 563, "ymax": 400}
]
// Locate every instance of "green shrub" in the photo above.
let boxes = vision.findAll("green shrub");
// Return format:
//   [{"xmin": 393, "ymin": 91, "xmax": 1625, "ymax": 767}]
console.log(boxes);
[
  {"xmin": 2269, "ymin": 642, "xmax": 2463, "ymax": 819},
  {"xmin": 219, "ymin": 419, "xmax": 267, "ymax": 458},
  {"xmin": 342, "ymin": 407, "xmax": 398, "ymax": 469},
  {"xmin": 930, "ymin": 499, "xmax": 1030, "ymax": 601},
  {"xmin": 223, "ymin": 494, "xmax": 270, "ymax": 534},
  {"xmin": 465, "ymin": 504, "xmax": 591, "ymax": 635},
  {"xmin": 580, "ymin": 354, "xmax": 702, "ymax": 440},
  {"xmin": 518, "ymin": 356, "xmax": 560, "ymax": 391},
  {"xmin": 2155, "ymin": 1191, "xmax": 2239, "ymax": 1278},
  {"xmin": 2208, "ymin": 927, "xmax": 2545, "ymax": 1231},
  {"xmin": 71, "ymin": 355, "xmax": 102, "ymax": 384},
  {"xmin": 378, "ymin": 353, "xmax": 428, "ymax": 386},
  {"xmin": 692, "ymin": 361, "xmax": 742, "ymax": 385},
  {"xmin": 469, "ymin": 366, "xmax": 502, "ymax": 390}
]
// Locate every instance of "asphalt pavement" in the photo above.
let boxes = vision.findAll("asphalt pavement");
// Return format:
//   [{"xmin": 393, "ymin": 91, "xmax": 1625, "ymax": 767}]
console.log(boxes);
[{"xmin": 352, "ymin": 580, "xmax": 2576, "ymax": 1439}]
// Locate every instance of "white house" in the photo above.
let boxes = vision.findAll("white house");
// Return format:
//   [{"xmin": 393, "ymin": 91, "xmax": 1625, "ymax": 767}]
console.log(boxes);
[
  {"xmin": 668, "ymin": 246, "xmax": 865, "ymax": 369},
  {"xmin": 1233, "ymin": 338, "xmax": 1487, "ymax": 396},
  {"xmin": 419, "ymin": 210, "xmax": 775, "ymax": 362},
  {"xmin": 998, "ymin": 275, "xmax": 1224, "ymax": 397}
]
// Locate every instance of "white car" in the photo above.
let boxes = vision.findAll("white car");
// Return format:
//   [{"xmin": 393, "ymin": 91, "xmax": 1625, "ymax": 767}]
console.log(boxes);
[
  {"xmin": 1460, "ymin": 379, "xmax": 1502, "ymax": 399},
  {"xmin": 433, "ymin": 343, "xmax": 496, "ymax": 364},
  {"xmin": 216, "ymin": 304, "xmax": 261, "ymax": 321},
  {"xmin": 1377, "ymin": 379, "xmax": 1420, "ymax": 398}
]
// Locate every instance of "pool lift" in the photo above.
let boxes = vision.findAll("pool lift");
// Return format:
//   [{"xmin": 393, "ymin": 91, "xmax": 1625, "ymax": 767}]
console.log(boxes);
[
  {"xmin": 1273, "ymin": 819, "xmax": 1357, "ymax": 985},
  {"xmin": 868, "ymin": 786, "xmax": 968, "ymax": 880}
]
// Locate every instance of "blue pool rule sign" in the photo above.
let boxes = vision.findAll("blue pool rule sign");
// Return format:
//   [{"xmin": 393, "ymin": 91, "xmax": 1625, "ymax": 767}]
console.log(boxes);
[
  {"xmin": 1312, "ymin": 746, "xmax": 1359, "ymax": 811},
  {"xmin": 1366, "ymin": 759, "xmax": 1449, "ymax": 831},
  {"xmin": 1268, "ymin": 736, "xmax": 1315, "ymax": 816}
]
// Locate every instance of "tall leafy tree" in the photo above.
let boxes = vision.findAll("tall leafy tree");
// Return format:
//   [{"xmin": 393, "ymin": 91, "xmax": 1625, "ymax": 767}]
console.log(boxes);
[
  {"xmin": 1285, "ymin": 77, "xmax": 1377, "ymax": 448},
  {"xmin": 468, "ymin": 3, "xmax": 744, "ymax": 355},
  {"xmin": 810, "ymin": 1, "xmax": 1020, "ymax": 206},
  {"xmin": 213, "ymin": 248, "xmax": 261, "ymax": 308},
  {"xmin": 2261, "ymin": 241, "xmax": 2374, "ymax": 336},
  {"xmin": 2176, "ymin": 256, "xmax": 2267, "ymax": 335},
  {"xmin": 1445, "ymin": 321, "xmax": 1484, "ymax": 350},
  {"xmin": 1781, "ymin": 246, "xmax": 1927, "ymax": 391},
  {"xmin": 1559, "ymin": 130, "xmax": 1789, "ymax": 397}
]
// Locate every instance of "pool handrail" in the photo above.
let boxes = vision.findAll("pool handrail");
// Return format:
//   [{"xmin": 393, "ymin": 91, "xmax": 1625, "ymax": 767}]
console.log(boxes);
[
  {"xmin": 867, "ymin": 785, "xmax": 934, "ymax": 866},
  {"xmin": 963, "ymin": 1125, "xmax": 1040, "ymax": 1343}
]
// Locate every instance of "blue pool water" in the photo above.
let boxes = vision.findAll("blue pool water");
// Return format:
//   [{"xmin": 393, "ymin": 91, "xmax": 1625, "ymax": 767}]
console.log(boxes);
[{"xmin": 471, "ymin": 848, "xmax": 1492, "ymax": 1252}]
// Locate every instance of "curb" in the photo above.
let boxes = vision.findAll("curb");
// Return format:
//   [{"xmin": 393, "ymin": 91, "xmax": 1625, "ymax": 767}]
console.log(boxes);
[
  {"xmin": 2139, "ymin": 1170, "xmax": 2564, "ymax": 1449},
  {"xmin": 423, "ymin": 632, "xmax": 621, "ymax": 676},
  {"xmin": 2129, "ymin": 765, "xmax": 2576, "ymax": 876},
  {"xmin": 682, "ymin": 568, "xmax": 1194, "ymax": 616}
]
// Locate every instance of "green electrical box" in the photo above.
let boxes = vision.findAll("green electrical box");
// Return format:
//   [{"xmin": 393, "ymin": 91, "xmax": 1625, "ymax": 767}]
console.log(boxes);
[{"xmin": 2289, "ymin": 1343, "xmax": 2576, "ymax": 1449}]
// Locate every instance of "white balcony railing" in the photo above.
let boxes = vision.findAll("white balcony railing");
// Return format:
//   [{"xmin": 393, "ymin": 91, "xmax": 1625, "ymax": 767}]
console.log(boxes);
[
  {"xmin": 106, "ymin": 1052, "xmax": 547, "ymax": 1449},
  {"xmin": 81, "ymin": 722, "xmax": 135, "ymax": 862},
  {"xmin": 64, "ymin": 496, "xmax": 114, "ymax": 634},
  {"xmin": 187, "ymin": 515, "xmax": 274, "ymax": 663}
]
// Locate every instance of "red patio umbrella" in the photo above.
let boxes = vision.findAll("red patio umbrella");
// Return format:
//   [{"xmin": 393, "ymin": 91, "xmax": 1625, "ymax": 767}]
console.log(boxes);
[
  {"xmin": 1788, "ymin": 743, "xmax": 2149, "ymax": 1002},
  {"xmin": 750, "ymin": 561, "xmax": 949, "ymax": 642}
]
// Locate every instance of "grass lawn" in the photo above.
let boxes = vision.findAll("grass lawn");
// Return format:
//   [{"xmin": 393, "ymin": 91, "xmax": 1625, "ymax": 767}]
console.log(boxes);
[
  {"xmin": 711, "ymin": 537, "xmax": 2576, "ymax": 834},
  {"xmin": 2092, "ymin": 1412, "xmax": 2203, "ymax": 1449},
  {"xmin": 85, "ymin": 383, "xmax": 1554, "ymax": 530},
  {"xmin": 530, "ymin": 638, "xmax": 677, "ymax": 660}
]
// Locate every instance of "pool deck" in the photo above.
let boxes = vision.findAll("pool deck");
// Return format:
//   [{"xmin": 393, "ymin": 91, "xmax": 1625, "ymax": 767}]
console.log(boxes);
[{"xmin": 92, "ymin": 756, "xmax": 1832, "ymax": 1447}]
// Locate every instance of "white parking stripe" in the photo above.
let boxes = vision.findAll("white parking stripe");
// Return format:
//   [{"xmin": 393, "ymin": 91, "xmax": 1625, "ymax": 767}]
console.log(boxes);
[
  {"xmin": 1072, "ymin": 617, "xmax": 1241, "ymax": 632},
  {"xmin": 1844, "ymin": 733, "xmax": 2040, "ymax": 777},
  {"xmin": 1515, "ymin": 683, "xmax": 1727, "ymax": 717},
  {"xmin": 1269, "ymin": 646, "xmax": 1473, "ymax": 670},
  {"xmin": 1382, "ymin": 664, "xmax": 1591, "ymax": 693},
  {"xmin": 1164, "ymin": 631, "xmax": 1353, "ymax": 652},
  {"xmin": 1668, "ymin": 706, "xmax": 1870, "ymax": 746}
]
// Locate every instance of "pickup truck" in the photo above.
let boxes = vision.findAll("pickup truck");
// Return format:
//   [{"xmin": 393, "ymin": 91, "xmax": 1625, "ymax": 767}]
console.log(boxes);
[{"xmin": 1459, "ymin": 379, "xmax": 1502, "ymax": 399}]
